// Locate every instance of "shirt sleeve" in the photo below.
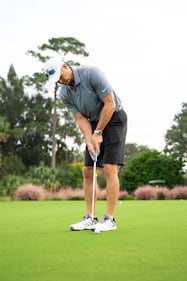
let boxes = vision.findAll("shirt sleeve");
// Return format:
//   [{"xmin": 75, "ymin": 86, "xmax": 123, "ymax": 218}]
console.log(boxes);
[
  {"xmin": 60, "ymin": 88, "xmax": 79, "ymax": 116},
  {"xmin": 89, "ymin": 67, "xmax": 114, "ymax": 100}
]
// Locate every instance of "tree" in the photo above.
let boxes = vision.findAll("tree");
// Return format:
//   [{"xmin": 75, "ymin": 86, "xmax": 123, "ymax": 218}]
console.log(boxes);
[
  {"xmin": 26, "ymin": 36, "xmax": 89, "ymax": 167},
  {"xmin": 0, "ymin": 66, "xmax": 53, "ymax": 168},
  {"xmin": 16, "ymin": 94, "xmax": 54, "ymax": 167},
  {"xmin": 164, "ymin": 102, "xmax": 187, "ymax": 164},
  {"xmin": 0, "ymin": 116, "xmax": 10, "ymax": 167},
  {"xmin": 0, "ymin": 116, "xmax": 10, "ymax": 143},
  {"xmin": 0, "ymin": 65, "xmax": 28, "ymax": 155},
  {"xmin": 120, "ymin": 149, "xmax": 184, "ymax": 191},
  {"xmin": 124, "ymin": 143, "xmax": 149, "ymax": 164}
]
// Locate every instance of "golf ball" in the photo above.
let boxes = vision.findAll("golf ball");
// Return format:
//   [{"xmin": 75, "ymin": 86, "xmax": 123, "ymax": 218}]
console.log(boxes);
[{"xmin": 94, "ymin": 228, "xmax": 101, "ymax": 234}]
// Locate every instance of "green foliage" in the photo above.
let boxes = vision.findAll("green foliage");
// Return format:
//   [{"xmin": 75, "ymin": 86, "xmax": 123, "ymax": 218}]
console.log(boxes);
[
  {"xmin": 165, "ymin": 102, "xmax": 187, "ymax": 164},
  {"xmin": 0, "ymin": 116, "xmax": 10, "ymax": 143},
  {"xmin": 123, "ymin": 194, "xmax": 134, "ymax": 200},
  {"xmin": 120, "ymin": 149, "xmax": 184, "ymax": 191},
  {"xmin": 0, "ymin": 175, "xmax": 27, "ymax": 197},
  {"xmin": 63, "ymin": 162, "xmax": 83, "ymax": 189},
  {"xmin": 0, "ymin": 154, "xmax": 26, "ymax": 178},
  {"xmin": 23, "ymin": 72, "xmax": 48, "ymax": 93},
  {"xmin": 97, "ymin": 168, "xmax": 106, "ymax": 188},
  {"xmin": 0, "ymin": 66, "xmax": 28, "ymax": 128},
  {"xmin": 125, "ymin": 142, "xmax": 149, "ymax": 163},
  {"xmin": 16, "ymin": 94, "xmax": 53, "ymax": 167},
  {"xmin": 27, "ymin": 163, "xmax": 63, "ymax": 191},
  {"xmin": 37, "ymin": 37, "xmax": 89, "ymax": 64},
  {"xmin": 0, "ymin": 66, "xmax": 28, "ymax": 161}
]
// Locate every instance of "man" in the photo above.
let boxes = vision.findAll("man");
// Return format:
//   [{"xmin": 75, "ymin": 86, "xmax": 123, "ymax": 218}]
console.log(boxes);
[{"xmin": 44, "ymin": 57, "xmax": 127, "ymax": 232}]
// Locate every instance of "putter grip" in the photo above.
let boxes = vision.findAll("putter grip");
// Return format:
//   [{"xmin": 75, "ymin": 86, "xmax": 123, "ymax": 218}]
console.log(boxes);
[{"xmin": 93, "ymin": 147, "xmax": 97, "ymax": 162}]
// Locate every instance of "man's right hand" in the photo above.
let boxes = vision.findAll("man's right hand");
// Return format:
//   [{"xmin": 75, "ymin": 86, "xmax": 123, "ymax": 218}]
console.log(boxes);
[{"xmin": 89, "ymin": 134, "xmax": 103, "ymax": 158}]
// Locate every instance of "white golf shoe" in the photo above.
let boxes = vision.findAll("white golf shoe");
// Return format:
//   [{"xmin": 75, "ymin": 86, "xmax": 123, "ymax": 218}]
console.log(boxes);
[
  {"xmin": 70, "ymin": 215, "xmax": 98, "ymax": 231},
  {"xmin": 93, "ymin": 215, "xmax": 117, "ymax": 232}
]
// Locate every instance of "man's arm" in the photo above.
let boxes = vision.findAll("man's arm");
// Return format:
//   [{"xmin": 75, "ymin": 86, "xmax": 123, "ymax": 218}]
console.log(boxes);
[
  {"xmin": 74, "ymin": 112, "xmax": 92, "ymax": 144},
  {"xmin": 90, "ymin": 92, "xmax": 115, "ymax": 155},
  {"xmin": 74, "ymin": 112, "xmax": 99, "ymax": 159},
  {"xmin": 94, "ymin": 92, "xmax": 115, "ymax": 131},
  {"xmin": 74, "ymin": 92, "xmax": 115, "ymax": 157}
]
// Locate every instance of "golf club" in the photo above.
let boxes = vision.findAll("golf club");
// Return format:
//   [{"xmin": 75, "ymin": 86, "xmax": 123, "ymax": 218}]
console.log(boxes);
[{"xmin": 91, "ymin": 147, "xmax": 97, "ymax": 220}]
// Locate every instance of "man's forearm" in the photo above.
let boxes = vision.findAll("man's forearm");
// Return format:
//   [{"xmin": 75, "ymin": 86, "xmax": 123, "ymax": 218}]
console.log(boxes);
[
  {"xmin": 74, "ymin": 113, "xmax": 92, "ymax": 144},
  {"xmin": 95, "ymin": 93, "xmax": 115, "ymax": 131},
  {"xmin": 96, "ymin": 105, "xmax": 114, "ymax": 131}
]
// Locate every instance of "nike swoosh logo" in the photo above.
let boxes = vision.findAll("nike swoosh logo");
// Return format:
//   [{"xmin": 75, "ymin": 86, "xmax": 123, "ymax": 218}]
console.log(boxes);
[{"xmin": 102, "ymin": 88, "xmax": 107, "ymax": 92}]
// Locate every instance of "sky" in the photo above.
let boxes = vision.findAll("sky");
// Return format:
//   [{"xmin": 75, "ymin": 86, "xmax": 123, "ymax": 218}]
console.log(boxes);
[{"xmin": 1, "ymin": 0, "xmax": 187, "ymax": 151}]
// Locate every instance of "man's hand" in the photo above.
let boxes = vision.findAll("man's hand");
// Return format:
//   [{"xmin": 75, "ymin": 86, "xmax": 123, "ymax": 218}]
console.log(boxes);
[{"xmin": 90, "ymin": 134, "xmax": 103, "ymax": 157}]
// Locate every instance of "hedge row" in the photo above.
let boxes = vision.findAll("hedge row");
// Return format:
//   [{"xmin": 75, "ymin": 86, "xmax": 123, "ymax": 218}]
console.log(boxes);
[{"xmin": 9, "ymin": 184, "xmax": 187, "ymax": 201}]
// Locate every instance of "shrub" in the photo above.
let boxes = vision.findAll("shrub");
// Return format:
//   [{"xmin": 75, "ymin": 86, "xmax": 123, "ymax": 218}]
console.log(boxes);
[
  {"xmin": 97, "ymin": 188, "xmax": 106, "ymax": 200},
  {"xmin": 123, "ymin": 194, "xmax": 134, "ymax": 200},
  {"xmin": 0, "ymin": 175, "xmax": 28, "ymax": 197},
  {"xmin": 15, "ymin": 184, "xmax": 45, "ymax": 200},
  {"xmin": 45, "ymin": 187, "xmax": 84, "ymax": 200},
  {"xmin": 170, "ymin": 186, "xmax": 187, "ymax": 199},
  {"xmin": 0, "ymin": 155, "xmax": 26, "ymax": 178},
  {"xmin": 97, "ymin": 169, "xmax": 106, "ymax": 188},
  {"xmin": 118, "ymin": 190, "xmax": 129, "ymax": 200},
  {"xmin": 134, "ymin": 185, "xmax": 157, "ymax": 200},
  {"xmin": 27, "ymin": 163, "xmax": 63, "ymax": 191},
  {"xmin": 97, "ymin": 189, "xmax": 129, "ymax": 200},
  {"xmin": 63, "ymin": 162, "xmax": 83, "ymax": 189},
  {"xmin": 155, "ymin": 187, "xmax": 171, "ymax": 200},
  {"xmin": 120, "ymin": 149, "xmax": 184, "ymax": 191}
]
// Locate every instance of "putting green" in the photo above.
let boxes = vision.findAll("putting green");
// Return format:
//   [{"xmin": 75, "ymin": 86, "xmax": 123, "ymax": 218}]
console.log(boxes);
[{"xmin": 0, "ymin": 200, "xmax": 186, "ymax": 281}]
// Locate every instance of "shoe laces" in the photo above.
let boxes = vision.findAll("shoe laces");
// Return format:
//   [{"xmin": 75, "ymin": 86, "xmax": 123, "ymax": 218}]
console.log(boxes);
[
  {"xmin": 99, "ymin": 215, "xmax": 116, "ymax": 224},
  {"xmin": 83, "ymin": 214, "xmax": 98, "ymax": 222}
]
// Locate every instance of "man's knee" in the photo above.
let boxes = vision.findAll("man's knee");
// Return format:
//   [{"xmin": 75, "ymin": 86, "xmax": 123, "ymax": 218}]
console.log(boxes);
[
  {"xmin": 82, "ymin": 166, "xmax": 93, "ymax": 179},
  {"xmin": 103, "ymin": 164, "xmax": 118, "ymax": 177}
]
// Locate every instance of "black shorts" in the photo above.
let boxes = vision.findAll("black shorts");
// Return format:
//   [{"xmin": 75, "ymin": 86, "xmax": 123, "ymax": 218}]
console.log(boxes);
[{"xmin": 84, "ymin": 109, "xmax": 127, "ymax": 167}]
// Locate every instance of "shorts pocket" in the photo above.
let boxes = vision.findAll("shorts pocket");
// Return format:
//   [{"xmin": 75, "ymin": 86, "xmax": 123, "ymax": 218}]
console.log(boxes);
[{"xmin": 104, "ymin": 125, "xmax": 123, "ymax": 143}]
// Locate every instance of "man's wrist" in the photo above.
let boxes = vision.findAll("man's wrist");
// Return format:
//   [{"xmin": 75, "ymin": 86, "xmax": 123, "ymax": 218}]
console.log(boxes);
[{"xmin": 94, "ymin": 130, "xmax": 102, "ymax": 136}]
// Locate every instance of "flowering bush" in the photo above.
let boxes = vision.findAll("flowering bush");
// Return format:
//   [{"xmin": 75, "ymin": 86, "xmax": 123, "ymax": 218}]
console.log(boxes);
[
  {"xmin": 13, "ymin": 184, "xmax": 187, "ymax": 201},
  {"xmin": 45, "ymin": 187, "xmax": 84, "ymax": 200},
  {"xmin": 44, "ymin": 187, "xmax": 129, "ymax": 201},
  {"xmin": 97, "ymin": 188, "xmax": 106, "ymax": 200},
  {"xmin": 155, "ymin": 187, "xmax": 171, "ymax": 200},
  {"xmin": 134, "ymin": 185, "xmax": 157, "ymax": 200},
  {"xmin": 15, "ymin": 184, "xmax": 45, "ymax": 200},
  {"xmin": 96, "ymin": 189, "xmax": 129, "ymax": 200},
  {"xmin": 170, "ymin": 186, "xmax": 187, "ymax": 199},
  {"xmin": 118, "ymin": 190, "xmax": 129, "ymax": 200}
]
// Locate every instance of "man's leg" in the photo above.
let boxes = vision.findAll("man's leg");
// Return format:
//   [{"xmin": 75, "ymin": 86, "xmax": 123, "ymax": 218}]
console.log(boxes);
[
  {"xmin": 82, "ymin": 166, "xmax": 97, "ymax": 217},
  {"xmin": 69, "ymin": 166, "xmax": 98, "ymax": 231},
  {"xmin": 92, "ymin": 164, "xmax": 119, "ymax": 232},
  {"xmin": 104, "ymin": 164, "xmax": 119, "ymax": 218}
]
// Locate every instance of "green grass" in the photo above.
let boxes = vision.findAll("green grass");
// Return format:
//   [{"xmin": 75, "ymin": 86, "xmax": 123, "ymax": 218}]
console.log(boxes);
[{"xmin": 0, "ymin": 200, "xmax": 187, "ymax": 281}]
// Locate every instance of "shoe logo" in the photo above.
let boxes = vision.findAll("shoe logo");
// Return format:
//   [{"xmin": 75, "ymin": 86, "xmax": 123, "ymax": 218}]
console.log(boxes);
[{"xmin": 102, "ymin": 88, "xmax": 107, "ymax": 92}]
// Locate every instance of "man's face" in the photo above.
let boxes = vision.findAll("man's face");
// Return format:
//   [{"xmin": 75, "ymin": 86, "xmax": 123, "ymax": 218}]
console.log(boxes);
[{"xmin": 58, "ymin": 64, "xmax": 72, "ymax": 85}]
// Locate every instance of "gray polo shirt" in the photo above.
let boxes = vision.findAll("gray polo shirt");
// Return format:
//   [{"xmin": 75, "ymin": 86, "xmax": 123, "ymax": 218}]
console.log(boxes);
[{"xmin": 60, "ymin": 66, "xmax": 122, "ymax": 121}]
